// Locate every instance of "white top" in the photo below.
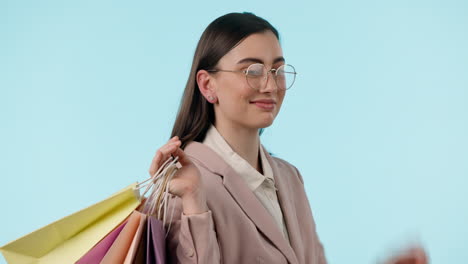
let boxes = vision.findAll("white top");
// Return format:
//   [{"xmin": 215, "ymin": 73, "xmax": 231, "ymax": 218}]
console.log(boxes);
[{"xmin": 202, "ymin": 124, "xmax": 290, "ymax": 241}]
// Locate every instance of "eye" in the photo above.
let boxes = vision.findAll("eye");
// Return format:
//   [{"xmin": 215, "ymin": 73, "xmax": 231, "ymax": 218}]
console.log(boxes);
[
  {"xmin": 246, "ymin": 64, "xmax": 265, "ymax": 77},
  {"xmin": 247, "ymin": 69, "xmax": 263, "ymax": 76}
]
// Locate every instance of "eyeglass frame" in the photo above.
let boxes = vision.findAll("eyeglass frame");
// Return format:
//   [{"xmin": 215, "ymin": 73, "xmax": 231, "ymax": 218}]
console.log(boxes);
[{"xmin": 206, "ymin": 63, "xmax": 297, "ymax": 91}]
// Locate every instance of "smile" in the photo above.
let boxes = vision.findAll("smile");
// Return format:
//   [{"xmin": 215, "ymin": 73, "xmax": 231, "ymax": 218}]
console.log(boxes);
[{"xmin": 250, "ymin": 99, "xmax": 276, "ymax": 110}]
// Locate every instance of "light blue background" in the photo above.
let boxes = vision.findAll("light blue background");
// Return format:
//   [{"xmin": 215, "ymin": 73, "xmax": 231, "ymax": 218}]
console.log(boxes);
[{"xmin": 1, "ymin": 1, "xmax": 467, "ymax": 263}]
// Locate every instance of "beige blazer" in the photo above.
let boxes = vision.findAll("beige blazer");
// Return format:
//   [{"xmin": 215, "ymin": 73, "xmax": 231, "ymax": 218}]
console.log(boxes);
[{"xmin": 165, "ymin": 141, "xmax": 327, "ymax": 264}]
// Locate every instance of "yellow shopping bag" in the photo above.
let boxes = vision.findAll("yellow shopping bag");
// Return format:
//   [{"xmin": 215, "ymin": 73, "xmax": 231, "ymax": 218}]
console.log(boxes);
[{"xmin": 0, "ymin": 183, "xmax": 141, "ymax": 264}]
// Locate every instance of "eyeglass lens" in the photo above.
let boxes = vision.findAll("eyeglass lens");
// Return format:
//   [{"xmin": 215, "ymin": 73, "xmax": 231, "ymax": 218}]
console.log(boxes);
[{"xmin": 245, "ymin": 64, "xmax": 296, "ymax": 90}]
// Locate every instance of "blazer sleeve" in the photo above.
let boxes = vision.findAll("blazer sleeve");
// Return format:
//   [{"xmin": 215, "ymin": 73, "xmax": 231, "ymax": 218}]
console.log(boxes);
[
  {"xmin": 294, "ymin": 166, "xmax": 327, "ymax": 264},
  {"xmin": 164, "ymin": 195, "xmax": 221, "ymax": 264}
]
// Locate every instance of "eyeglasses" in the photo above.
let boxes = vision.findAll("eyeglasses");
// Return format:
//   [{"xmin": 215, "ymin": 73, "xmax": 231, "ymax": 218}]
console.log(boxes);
[{"xmin": 207, "ymin": 63, "xmax": 297, "ymax": 91}]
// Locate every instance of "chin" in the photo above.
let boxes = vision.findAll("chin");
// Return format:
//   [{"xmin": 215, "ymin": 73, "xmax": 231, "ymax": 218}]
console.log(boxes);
[{"xmin": 256, "ymin": 117, "xmax": 275, "ymax": 129}]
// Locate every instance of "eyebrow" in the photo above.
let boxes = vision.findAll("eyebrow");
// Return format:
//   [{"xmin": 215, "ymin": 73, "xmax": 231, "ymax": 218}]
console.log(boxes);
[{"xmin": 236, "ymin": 57, "xmax": 285, "ymax": 65}]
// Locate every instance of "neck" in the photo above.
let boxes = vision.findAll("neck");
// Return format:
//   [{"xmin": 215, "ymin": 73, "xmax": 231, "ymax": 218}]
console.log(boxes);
[{"xmin": 213, "ymin": 120, "xmax": 261, "ymax": 172}]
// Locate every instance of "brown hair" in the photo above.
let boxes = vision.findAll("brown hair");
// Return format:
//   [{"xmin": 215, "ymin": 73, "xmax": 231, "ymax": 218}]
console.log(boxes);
[{"xmin": 170, "ymin": 12, "xmax": 280, "ymax": 148}]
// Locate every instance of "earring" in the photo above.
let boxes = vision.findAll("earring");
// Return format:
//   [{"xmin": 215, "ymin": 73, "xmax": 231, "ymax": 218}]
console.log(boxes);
[{"xmin": 208, "ymin": 96, "xmax": 215, "ymax": 102}]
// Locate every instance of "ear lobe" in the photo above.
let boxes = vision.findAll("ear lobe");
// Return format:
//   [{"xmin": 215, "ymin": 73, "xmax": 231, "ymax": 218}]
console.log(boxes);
[{"xmin": 197, "ymin": 70, "xmax": 217, "ymax": 103}]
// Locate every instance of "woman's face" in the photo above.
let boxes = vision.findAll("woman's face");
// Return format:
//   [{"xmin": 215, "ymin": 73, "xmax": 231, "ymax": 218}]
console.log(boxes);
[{"xmin": 210, "ymin": 31, "xmax": 286, "ymax": 130}]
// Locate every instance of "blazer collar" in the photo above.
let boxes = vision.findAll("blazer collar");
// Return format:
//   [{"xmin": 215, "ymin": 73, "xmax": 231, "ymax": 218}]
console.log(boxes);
[{"xmin": 184, "ymin": 141, "xmax": 298, "ymax": 264}]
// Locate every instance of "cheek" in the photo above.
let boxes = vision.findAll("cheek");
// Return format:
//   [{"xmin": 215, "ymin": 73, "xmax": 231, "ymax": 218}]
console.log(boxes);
[
  {"xmin": 239, "ymin": 86, "xmax": 256, "ymax": 102},
  {"xmin": 218, "ymin": 78, "xmax": 254, "ymax": 106},
  {"xmin": 275, "ymin": 90, "xmax": 286, "ymax": 112}
]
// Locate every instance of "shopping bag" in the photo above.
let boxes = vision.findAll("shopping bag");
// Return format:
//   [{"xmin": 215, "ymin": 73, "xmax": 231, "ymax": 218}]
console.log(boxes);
[
  {"xmin": 0, "ymin": 183, "xmax": 140, "ymax": 264},
  {"xmin": 123, "ymin": 213, "xmax": 147, "ymax": 264},
  {"xmin": 75, "ymin": 219, "xmax": 128, "ymax": 264},
  {"xmin": 100, "ymin": 210, "xmax": 142, "ymax": 264},
  {"xmin": 76, "ymin": 156, "xmax": 178, "ymax": 264},
  {"xmin": 131, "ymin": 217, "xmax": 148, "ymax": 264},
  {"xmin": 146, "ymin": 216, "xmax": 166, "ymax": 264}
]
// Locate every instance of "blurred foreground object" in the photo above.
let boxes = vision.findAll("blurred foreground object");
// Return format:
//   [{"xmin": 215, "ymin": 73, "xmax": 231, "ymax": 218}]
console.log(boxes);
[{"xmin": 384, "ymin": 246, "xmax": 428, "ymax": 264}]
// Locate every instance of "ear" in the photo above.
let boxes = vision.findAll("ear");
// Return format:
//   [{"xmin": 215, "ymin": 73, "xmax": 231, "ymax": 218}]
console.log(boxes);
[{"xmin": 196, "ymin": 70, "xmax": 218, "ymax": 103}]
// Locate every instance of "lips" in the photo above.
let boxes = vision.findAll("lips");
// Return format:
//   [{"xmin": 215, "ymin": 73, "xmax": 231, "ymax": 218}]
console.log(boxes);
[
  {"xmin": 251, "ymin": 99, "xmax": 276, "ymax": 104},
  {"xmin": 250, "ymin": 99, "xmax": 276, "ymax": 110}
]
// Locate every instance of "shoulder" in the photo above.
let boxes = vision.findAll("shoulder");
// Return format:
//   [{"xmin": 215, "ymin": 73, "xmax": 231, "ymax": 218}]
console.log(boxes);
[{"xmin": 269, "ymin": 155, "xmax": 305, "ymax": 185}]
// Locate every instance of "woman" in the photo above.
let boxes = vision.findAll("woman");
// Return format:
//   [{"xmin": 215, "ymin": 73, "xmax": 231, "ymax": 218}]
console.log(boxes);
[{"xmin": 148, "ymin": 12, "xmax": 428, "ymax": 264}]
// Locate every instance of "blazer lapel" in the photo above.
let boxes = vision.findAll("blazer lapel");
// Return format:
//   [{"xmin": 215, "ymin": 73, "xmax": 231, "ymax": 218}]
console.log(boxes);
[
  {"xmin": 263, "ymin": 147, "xmax": 302, "ymax": 261},
  {"xmin": 184, "ymin": 142, "xmax": 298, "ymax": 264}
]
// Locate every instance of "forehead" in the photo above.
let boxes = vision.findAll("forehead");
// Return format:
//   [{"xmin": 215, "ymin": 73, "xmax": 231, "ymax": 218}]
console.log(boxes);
[{"xmin": 219, "ymin": 31, "xmax": 283, "ymax": 66}]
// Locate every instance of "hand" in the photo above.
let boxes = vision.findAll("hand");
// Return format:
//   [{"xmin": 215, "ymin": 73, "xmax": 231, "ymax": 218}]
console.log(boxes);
[
  {"xmin": 148, "ymin": 136, "xmax": 208, "ymax": 214},
  {"xmin": 384, "ymin": 247, "xmax": 428, "ymax": 264}
]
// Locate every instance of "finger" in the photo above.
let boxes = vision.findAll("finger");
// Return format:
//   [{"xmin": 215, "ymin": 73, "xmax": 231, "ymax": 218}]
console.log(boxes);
[
  {"xmin": 173, "ymin": 147, "xmax": 192, "ymax": 166},
  {"xmin": 149, "ymin": 148, "xmax": 173, "ymax": 176},
  {"xmin": 161, "ymin": 141, "xmax": 181, "ymax": 156},
  {"xmin": 149, "ymin": 141, "xmax": 181, "ymax": 175},
  {"xmin": 155, "ymin": 141, "xmax": 181, "ymax": 166}
]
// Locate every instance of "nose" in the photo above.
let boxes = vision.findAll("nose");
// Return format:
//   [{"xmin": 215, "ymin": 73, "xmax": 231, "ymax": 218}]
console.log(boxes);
[{"xmin": 259, "ymin": 70, "xmax": 277, "ymax": 93}]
